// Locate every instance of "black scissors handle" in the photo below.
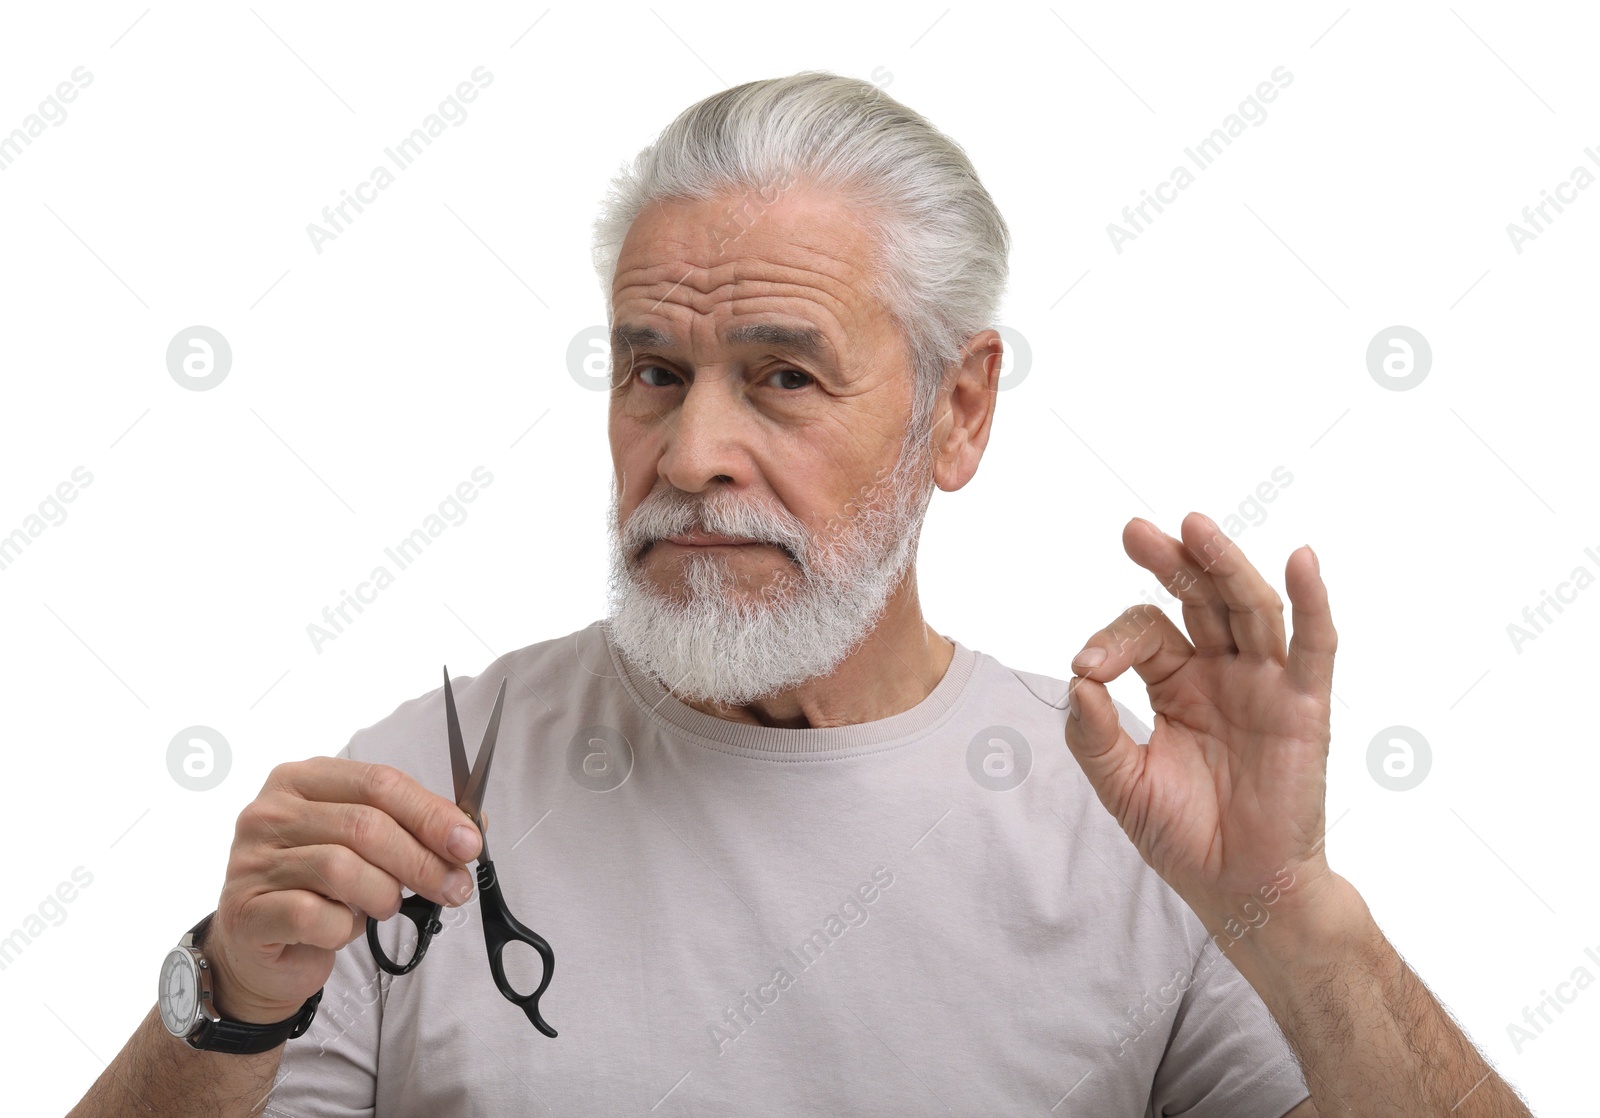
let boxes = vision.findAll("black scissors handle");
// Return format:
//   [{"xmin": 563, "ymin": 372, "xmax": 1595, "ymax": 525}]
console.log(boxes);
[
  {"xmin": 477, "ymin": 856, "xmax": 557, "ymax": 1037},
  {"xmin": 365, "ymin": 893, "xmax": 444, "ymax": 976}
]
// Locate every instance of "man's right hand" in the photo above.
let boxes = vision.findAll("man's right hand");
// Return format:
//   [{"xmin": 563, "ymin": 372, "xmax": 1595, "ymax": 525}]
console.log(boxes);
[{"xmin": 202, "ymin": 759, "xmax": 481, "ymax": 1023}]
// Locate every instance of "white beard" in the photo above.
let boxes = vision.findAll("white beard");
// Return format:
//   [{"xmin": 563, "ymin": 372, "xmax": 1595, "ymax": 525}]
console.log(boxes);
[{"xmin": 603, "ymin": 437, "xmax": 935, "ymax": 707}]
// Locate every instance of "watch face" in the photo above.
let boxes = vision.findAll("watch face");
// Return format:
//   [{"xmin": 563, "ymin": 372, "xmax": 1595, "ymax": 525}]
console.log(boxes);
[{"xmin": 158, "ymin": 948, "xmax": 200, "ymax": 1036}]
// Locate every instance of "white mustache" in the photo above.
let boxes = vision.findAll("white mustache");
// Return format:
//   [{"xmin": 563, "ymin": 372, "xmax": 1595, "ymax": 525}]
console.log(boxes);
[{"xmin": 622, "ymin": 489, "xmax": 810, "ymax": 566}]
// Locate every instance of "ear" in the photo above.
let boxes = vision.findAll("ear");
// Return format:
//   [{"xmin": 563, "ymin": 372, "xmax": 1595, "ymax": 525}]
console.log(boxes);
[{"xmin": 929, "ymin": 328, "xmax": 1002, "ymax": 492}]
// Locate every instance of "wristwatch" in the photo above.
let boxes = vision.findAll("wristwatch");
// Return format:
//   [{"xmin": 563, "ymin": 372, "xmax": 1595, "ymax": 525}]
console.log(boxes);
[{"xmin": 158, "ymin": 912, "xmax": 324, "ymax": 1054}]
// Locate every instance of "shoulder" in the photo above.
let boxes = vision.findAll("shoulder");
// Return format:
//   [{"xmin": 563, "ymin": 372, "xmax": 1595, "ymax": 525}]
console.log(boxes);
[
  {"xmin": 341, "ymin": 619, "xmax": 610, "ymax": 766},
  {"xmin": 972, "ymin": 645, "xmax": 1155, "ymax": 745},
  {"xmin": 963, "ymin": 644, "xmax": 1200, "ymax": 932}
]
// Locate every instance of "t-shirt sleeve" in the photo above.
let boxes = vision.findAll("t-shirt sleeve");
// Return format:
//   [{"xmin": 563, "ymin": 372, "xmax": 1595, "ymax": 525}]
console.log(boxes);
[
  {"xmin": 1109, "ymin": 699, "xmax": 1311, "ymax": 1118},
  {"xmin": 1145, "ymin": 939, "xmax": 1311, "ymax": 1117},
  {"xmin": 264, "ymin": 743, "xmax": 386, "ymax": 1118},
  {"xmin": 264, "ymin": 934, "xmax": 386, "ymax": 1118}
]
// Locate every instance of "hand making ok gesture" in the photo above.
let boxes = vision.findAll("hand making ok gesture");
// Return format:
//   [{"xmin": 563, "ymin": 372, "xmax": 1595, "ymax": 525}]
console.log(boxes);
[{"xmin": 1062, "ymin": 512, "xmax": 1340, "ymax": 932}]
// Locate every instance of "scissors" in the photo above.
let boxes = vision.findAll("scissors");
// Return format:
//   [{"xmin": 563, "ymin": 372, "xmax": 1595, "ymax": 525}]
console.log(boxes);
[{"xmin": 365, "ymin": 667, "xmax": 557, "ymax": 1038}]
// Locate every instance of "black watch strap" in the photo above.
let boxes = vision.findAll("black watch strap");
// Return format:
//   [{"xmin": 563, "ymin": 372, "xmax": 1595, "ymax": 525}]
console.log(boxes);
[
  {"xmin": 184, "ymin": 913, "xmax": 325, "ymax": 1054},
  {"xmin": 194, "ymin": 989, "xmax": 324, "ymax": 1054}
]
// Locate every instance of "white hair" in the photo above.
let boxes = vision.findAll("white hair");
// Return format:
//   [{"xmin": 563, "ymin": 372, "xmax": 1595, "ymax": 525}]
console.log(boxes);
[{"xmin": 591, "ymin": 70, "xmax": 1011, "ymax": 443}]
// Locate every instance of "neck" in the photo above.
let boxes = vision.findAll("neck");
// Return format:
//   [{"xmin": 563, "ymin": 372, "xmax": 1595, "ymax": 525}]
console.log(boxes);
[{"xmin": 677, "ymin": 569, "xmax": 954, "ymax": 729}]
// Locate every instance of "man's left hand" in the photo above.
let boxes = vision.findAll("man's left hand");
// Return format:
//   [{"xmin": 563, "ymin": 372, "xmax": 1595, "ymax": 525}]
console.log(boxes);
[{"xmin": 1062, "ymin": 512, "xmax": 1340, "ymax": 932}]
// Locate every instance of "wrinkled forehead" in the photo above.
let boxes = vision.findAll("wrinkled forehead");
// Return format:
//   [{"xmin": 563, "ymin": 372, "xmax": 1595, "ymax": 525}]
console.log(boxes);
[
  {"xmin": 608, "ymin": 199, "xmax": 895, "ymax": 381},
  {"xmin": 609, "ymin": 185, "xmax": 883, "ymax": 307}
]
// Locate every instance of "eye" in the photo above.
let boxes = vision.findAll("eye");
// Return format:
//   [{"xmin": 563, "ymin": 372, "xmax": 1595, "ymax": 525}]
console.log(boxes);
[
  {"xmin": 766, "ymin": 368, "xmax": 813, "ymax": 390},
  {"xmin": 635, "ymin": 365, "xmax": 682, "ymax": 388}
]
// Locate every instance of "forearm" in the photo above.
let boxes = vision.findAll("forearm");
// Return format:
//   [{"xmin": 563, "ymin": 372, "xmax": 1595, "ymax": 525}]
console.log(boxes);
[
  {"xmin": 66, "ymin": 1005, "xmax": 284, "ymax": 1118},
  {"xmin": 1223, "ymin": 873, "xmax": 1531, "ymax": 1117}
]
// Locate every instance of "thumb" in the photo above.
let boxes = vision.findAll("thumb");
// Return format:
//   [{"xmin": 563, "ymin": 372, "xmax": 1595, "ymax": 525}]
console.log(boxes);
[{"xmin": 1063, "ymin": 675, "xmax": 1142, "ymax": 819}]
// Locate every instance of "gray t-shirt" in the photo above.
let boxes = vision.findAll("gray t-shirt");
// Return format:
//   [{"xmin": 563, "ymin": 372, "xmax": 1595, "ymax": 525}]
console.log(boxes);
[{"xmin": 265, "ymin": 620, "xmax": 1310, "ymax": 1117}]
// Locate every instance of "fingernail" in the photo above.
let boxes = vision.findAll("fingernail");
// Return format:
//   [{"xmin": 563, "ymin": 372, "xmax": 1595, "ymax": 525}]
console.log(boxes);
[
  {"xmin": 1308, "ymin": 545, "xmax": 1319, "ymax": 573},
  {"xmin": 443, "ymin": 868, "xmax": 474, "ymax": 906},
  {"xmin": 447, "ymin": 824, "xmax": 479, "ymax": 861},
  {"xmin": 1073, "ymin": 646, "xmax": 1106, "ymax": 670}
]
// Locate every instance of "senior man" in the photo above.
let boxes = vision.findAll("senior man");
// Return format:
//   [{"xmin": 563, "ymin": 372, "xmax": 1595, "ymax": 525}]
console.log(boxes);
[{"xmin": 72, "ymin": 72, "xmax": 1529, "ymax": 1117}]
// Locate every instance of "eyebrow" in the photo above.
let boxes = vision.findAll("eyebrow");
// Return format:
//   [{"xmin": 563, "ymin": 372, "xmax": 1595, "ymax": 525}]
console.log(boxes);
[
  {"xmin": 724, "ymin": 322, "xmax": 831, "ymax": 365},
  {"xmin": 610, "ymin": 322, "xmax": 836, "ymax": 371}
]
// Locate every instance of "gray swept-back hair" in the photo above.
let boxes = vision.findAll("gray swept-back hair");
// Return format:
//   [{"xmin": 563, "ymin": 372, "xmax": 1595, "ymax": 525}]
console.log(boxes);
[{"xmin": 591, "ymin": 70, "xmax": 1010, "ymax": 445}]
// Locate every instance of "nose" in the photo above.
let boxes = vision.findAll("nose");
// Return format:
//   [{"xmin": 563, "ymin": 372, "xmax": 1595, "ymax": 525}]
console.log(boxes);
[{"xmin": 656, "ymin": 368, "xmax": 750, "ymax": 495}]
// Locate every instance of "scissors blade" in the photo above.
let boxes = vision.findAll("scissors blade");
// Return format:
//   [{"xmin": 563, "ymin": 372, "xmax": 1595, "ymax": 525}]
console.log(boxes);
[
  {"xmin": 457, "ymin": 676, "xmax": 507, "ymax": 823},
  {"xmin": 443, "ymin": 666, "xmax": 470, "ymax": 805}
]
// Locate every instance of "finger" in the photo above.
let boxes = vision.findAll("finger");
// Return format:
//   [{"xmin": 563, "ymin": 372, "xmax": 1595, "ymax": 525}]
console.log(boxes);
[
  {"xmin": 271, "ymin": 758, "xmax": 481, "ymax": 863},
  {"xmin": 1177, "ymin": 511, "xmax": 1287, "ymax": 660},
  {"xmin": 1062, "ymin": 674, "xmax": 1143, "ymax": 823},
  {"xmin": 233, "ymin": 887, "xmax": 363, "ymax": 953},
  {"xmin": 1121, "ymin": 518, "xmax": 1233, "ymax": 654},
  {"xmin": 206, "ymin": 894, "xmax": 349, "ymax": 1022},
  {"xmin": 265, "ymin": 842, "xmax": 438, "ymax": 922},
  {"xmin": 238, "ymin": 792, "xmax": 474, "ymax": 910},
  {"xmin": 1072, "ymin": 602, "xmax": 1195, "ymax": 689},
  {"xmin": 1285, "ymin": 544, "xmax": 1337, "ymax": 695}
]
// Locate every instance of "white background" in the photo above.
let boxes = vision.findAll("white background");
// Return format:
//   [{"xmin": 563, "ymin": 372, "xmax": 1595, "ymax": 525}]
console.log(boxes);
[{"xmin": 1, "ymin": 2, "xmax": 1596, "ymax": 1113}]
